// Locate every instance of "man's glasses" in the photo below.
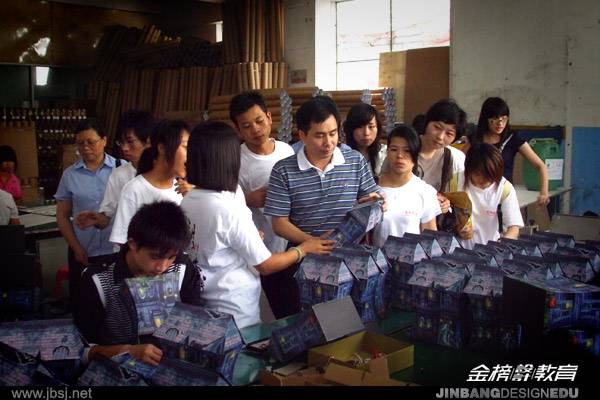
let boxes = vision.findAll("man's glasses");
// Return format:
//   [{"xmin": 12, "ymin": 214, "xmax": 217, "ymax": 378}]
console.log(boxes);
[{"xmin": 75, "ymin": 138, "xmax": 103, "ymax": 148}]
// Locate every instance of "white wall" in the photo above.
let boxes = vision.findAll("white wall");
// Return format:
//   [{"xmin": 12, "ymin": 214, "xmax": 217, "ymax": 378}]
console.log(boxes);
[
  {"xmin": 451, "ymin": 0, "xmax": 600, "ymax": 211},
  {"xmin": 284, "ymin": 0, "xmax": 316, "ymax": 87}
]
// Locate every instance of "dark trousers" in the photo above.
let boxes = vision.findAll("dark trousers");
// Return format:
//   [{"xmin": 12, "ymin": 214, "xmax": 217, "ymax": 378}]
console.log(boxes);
[
  {"xmin": 261, "ymin": 245, "xmax": 301, "ymax": 319},
  {"xmin": 67, "ymin": 248, "xmax": 116, "ymax": 315}
]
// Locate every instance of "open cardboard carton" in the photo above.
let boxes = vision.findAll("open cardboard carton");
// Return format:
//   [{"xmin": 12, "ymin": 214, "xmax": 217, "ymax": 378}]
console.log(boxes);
[{"xmin": 307, "ymin": 330, "xmax": 414, "ymax": 376}]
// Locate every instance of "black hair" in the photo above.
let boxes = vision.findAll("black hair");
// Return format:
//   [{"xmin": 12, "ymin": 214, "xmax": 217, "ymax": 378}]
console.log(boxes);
[
  {"xmin": 473, "ymin": 97, "xmax": 511, "ymax": 143},
  {"xmin": 424, "ymin": 99, "xmax": 467, "ymax": 140},
  {"xmin": 137, "ymin": 119, "xmax": 189, "ymax": 175},
  {"xmin": 411, "ymin": 114, "xmax": 426, "ymax": 135},
  {"xmin": 0, "ymin": 145, "xmax": 17, "ymax": 171},
  {"xmin": 295, "ymin": 96, "xmax": 341, "ymax": 135},
  {"xmin": 464, "ymin": 142, "xmax": 504, "ymax": 188},
  {"xmin": 387, "ymin": 124, "xmax": 421, "ymax": 175},
  {"xmin": 229, "ymin": 91, "xmax": 269, "ymax": 124},
  {"xmin": 117, "ymin": 109, "xmax": 155, "ymax": 144},
  {"xmin": 127, "ymin": 201, "xmax": 191, "ymax": 257},
  {"xmin": 343, "ymin": 103, "xmax": 383, "ymax": 173},
  {"xmin": 74, "ymin": 119, "xmax": 106, "ymax": 138},
  {"xmin": 186, "ymin": 121, "xmax": 240, "ymax": 192}
]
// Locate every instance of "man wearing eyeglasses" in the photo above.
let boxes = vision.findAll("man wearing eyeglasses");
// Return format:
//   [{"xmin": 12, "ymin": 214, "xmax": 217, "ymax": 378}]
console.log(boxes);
[
  {"xmin": 55, "ymin": 119, "xmax": 120, "ymax": 315},
  {"xmin": 75, "ymin": 110, "xmax": 153, "ymax": 232}
]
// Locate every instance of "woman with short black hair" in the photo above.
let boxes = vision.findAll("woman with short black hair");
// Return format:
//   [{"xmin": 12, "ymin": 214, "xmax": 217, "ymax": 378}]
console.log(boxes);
[
  {"xmin": 372, "ymin": 125, "xmax": 441, "ymax": 247},
  {"xmin": 181, "ymin": 121, "xmax": 333, "ymax": 328},
  {"xmin": 458, "ymin": 143, "xmax": 524, "ymax": 249}
]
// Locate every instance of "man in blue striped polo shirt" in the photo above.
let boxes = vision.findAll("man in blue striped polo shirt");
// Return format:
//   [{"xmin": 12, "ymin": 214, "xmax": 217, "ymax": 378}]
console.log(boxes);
[{"xmin": 263, "ymin": 96, "xmax": 383, "ymax": 318}]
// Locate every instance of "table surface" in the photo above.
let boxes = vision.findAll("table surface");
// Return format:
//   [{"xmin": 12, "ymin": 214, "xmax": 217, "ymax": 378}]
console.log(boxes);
[{"xmin": 514, "ymin": 185, "xmax": 572, "ymax": 209}]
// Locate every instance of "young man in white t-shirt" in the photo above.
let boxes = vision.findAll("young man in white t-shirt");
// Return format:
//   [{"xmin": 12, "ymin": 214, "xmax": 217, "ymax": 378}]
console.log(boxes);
[
  {"xmin": 229, "ymin": 91, "xmax": 295, "ymax": 253},
  {"xmin": 458, "ymin": 143, "xmax": 524, "ymax": 249},
  {"xmin": 417, "ymin": 99, "xmax": 467, "ymax": 213},
  {"xmin": 373, "ymin": 125, "xmax": 441, "ymax": 248},
  {"xmin": 75, "ymin": 110, "xmax": 154, "ymax": 231},
  {"xmin": 0, "ymin": 188, "xmax": 19, "ymax": 225}
]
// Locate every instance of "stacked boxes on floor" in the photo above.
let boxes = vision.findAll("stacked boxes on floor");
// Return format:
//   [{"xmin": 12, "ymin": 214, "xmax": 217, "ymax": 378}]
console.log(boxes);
[
  {"xmin": 382, "ymin": 236, "xmax": 429, "ymax": 310},
  {"xmin": 422, "ymin": 229, "xmax": 462, "ymax": 255},
  {"xmin": 408, "ymin": 260, "xmax": 469, "ymax": 348},
  {"xmin": 331, "ymin": 247, "xmax": 384, "ymax": 323}
]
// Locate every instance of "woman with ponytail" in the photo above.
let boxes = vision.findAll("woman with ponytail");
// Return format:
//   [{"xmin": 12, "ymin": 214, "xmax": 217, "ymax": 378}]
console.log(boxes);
[{"xmin": 109, "ymin": 119, "xmax": 190, "ymax": 246}]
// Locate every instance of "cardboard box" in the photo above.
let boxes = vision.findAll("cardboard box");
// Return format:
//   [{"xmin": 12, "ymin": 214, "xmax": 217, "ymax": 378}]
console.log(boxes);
[
  {"xmin": 504, "ymin": 276, "xmax": 600, "ymax": 346},
  {"xmin": 124, "ymin": 271, "xmax": 181, "ymax": 335},
  {"xmin": 451, "ymin": 247, "xmax": 499, "ymax": 267},
  {"xmin": 78, "ymin": 355, "xmax": 148, "ymax": 386},
  {"xmin": 308, "ymin": 331, "xmax": 414, "ymax": 375},
  {"xmin": 383, "ymin": 236, "xmax": 429, "ymax": 310},
  {"xmin": 513, "ymin": 254, "xmax": 563, "ymax": 279},
  {"xmin": 463, "ymin": 265, "xmax": 505, "ymax": 322},
  {"xmin": 331, "ymin": 247, "xmax": 382, "ymax": 323},
  {"xmin": 260, "ymin": 366, "xmax": 332, "ymax": 386},
  {"xmin": 148, "ymin": 357, "xmax": 229, "ymax": 386},
  {"xmin": 544, "ymin": 253, "xmax": 595, "ymax": 283},
  {"xmin": 295, "ymin": 254, "xmax": 354, "ymax": 308},
  {"xmin": 501, "ymin": 258, "xmax": 558, "ymax": 284},
  {"xmin": 518, "ymin": 234, "xmax": 558, "ymax": 255},
  {"xmin": 152, "ymin": 303, "xmax": 244, "ymax": 382},
  {"xmin": 434, "ymin": 253, "xmax": 488, "ymax": 275},
  {"xmin": 467, "ymin": 319, "xmax": 522, "ymax": 352},
  {"xmin": 474, "ymin": 243, "xmax": 513, "ymax": 266},
  {"xmin": 269, "ymin": 297, "xmax": 365, "ymax": 364},
  {"xmin": 407, "ymin": 260, "xmax": 469, "ymax": 348},
  {"xmin": 0, "ymin": 319, "xmax": 84, "ymax": 383},
  {"xmin": 323, "ymin": 357, "xmax": 413, "ymax": 386},
  {"xmin": 422, "ymin": 229, "xmax": 462, "ymax": 254},
  {"xmin": 356, "ymin": 244, "xmax": 391, "ymax": 316},
  {"xmin": 557, "ymin": 246, "xmax": 600, "ymax": 276},
  {"xmin": 403, "ymin": 232, "xmax": 444, "ymax": 258},
  {"xmin": 534, "ymin": 231, "xmax": 575, "ymax": 248},
  {"xmin": 499, "ymin": 238, "xmax": 543, "ymax": 257},
  {"xmin": 327, "ymin": 200, "xmax": 383, "ymax": 246}
]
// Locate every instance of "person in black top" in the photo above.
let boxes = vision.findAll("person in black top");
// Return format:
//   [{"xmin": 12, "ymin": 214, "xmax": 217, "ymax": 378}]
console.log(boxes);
[
  {"xmin": 75, "ymin": 201, "xmax": 203, "ymax": 366},
  {"xmin": 465, "ymin": 97, "xmax": 549, "ymax": 206}
]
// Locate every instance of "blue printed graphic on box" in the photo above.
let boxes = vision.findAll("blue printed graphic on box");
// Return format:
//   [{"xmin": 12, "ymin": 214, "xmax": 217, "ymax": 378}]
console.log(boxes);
[
  {"xmin": 124, "ymin": 271, "xmax": 180, "ymax": 335},
  {"xmin": 451, "ymin": 247, "xmax": 499, "ymax": 267},
  {"xmin": 78, "ymin": 355, "xmax": 148, "ymax": 386},
  {"xmin": 512, "ymin": 254, "xmax": 563, "ymax": 280},
  {"xmin": 501, "ymin": 259, "xmax": 556, "ymax": 284},
  {"xmin": 0, "ymin": 342, "xmax": 39, "ymax": 386},
  {"xmin": 519, "ymin": 234, "xmax": 558, "ymax": 255},
  {"xmin": 153, "ymin": 303, "xmax": 243, "ymax": 382},
  {"xmin": 0, "ymin": 319, "xmax": 84, "ymax": 384},
  {"xmin": 463, "ymin": 266, "xmax": 504, "ymax": 322},
  {"xmin": 0, "ymin": 287, "xmax": 41, "ymax": 312},
  {"xmin": 149, "ymin": 357, "xmax": 229, "ymax": 386},
  {"xmin": 434, "ymin": 253, "xmax": 487, "ymax": 275},
  {"xmin": 499, "ymin": 238, "xmax": 543, "ymax": 257},
  {"xmin": 268, "ymin": 297, "xmax": 363, "ymax": 363},
  {"xmin": 557, "ymin": 245, "xmax": 600, "ymax": 276},
  {"xmin": 545, "ymin": 254, "xmax": 595, "ymax": 283},
  {"xmin": 574, "ymin": 243, "xmax": 600, "ymax": 275},
  {"xmin": 408, "ymin": 260, "xmax": 468, "ymax": 313},
  {"xmin": 327, "ymin": 200, "xmax": 383, "ymax": 246},
  {"xmin": 383, "ymin": 236, "xmax": 429, "ymax": 310},
  {"xmin": 413, "ymin": 309, "xmax": 440, "ymax": 344},
  {"xmin": 403, "ymin": 232, "xmax": 444, "ymax": 258},
  {"xmin": 548, "ymin": 279, "xmax": 600, "ymax": 329},
  {"xmin": 437, "ymin": 312, "xmax": 465, "ymax": 349},
  {"xmin": 534, "ymin": 232, "xmax": 575, "ymax": 248},
  {"xmin": 294, "ymin": 254, "xmax": 354, "ymax": 308},
  {"xmin": 111, "ymin": 353, "xmax": 157, "ymax": 379},
  {"xmin": 468, "ymin": 320, "xmax": 522, "ymax": 352},
  {"xmin": 356, "ymin": 244, "xmax": 391, "ymax": 316},
  {"xmin": 569, "ymin": 330, "xmax": 596, "ymax": 355},
  {"xmin": 331, "ymin": 247, "xmax": 381, "ymax": 322},
  {"xmin": 422, "ymin": 229, "xmax": 462, "ymax": 254},
  {"xmin": 474, "ymin": 243, "xmax": 513, "ymax": 266}
]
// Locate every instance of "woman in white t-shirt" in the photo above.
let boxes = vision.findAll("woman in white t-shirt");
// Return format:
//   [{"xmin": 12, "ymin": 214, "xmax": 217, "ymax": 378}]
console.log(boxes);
[
  {"xmin": 181, "ymin": 121, "xmax": 334, "ymax": 329},
  {"xmin": 110, "ymin": 119, "xmax": 190, "ymax": 245},
  {"xmin": 344, "ymin": 103, "xmax": 387, "ymax": 178},
  {"xmin": 458, "ymin": 143, "xmax": 524, "ymax": 249},
  {"xmin": 372, "ymin": 125, "xmax": 442, "ymax": 248}
]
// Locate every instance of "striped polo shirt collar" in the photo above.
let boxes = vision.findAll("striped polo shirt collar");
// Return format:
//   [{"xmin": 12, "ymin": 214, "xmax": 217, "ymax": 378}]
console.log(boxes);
[{"xmin": 297, "ymin": 145, "xmax": 345, "ymax": 175}]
